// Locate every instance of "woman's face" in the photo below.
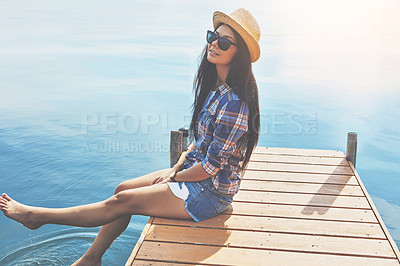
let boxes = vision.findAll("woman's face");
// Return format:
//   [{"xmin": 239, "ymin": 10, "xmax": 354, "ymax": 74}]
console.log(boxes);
[{"xmin": 207, "ymin": 24, "xmax": 238, "ymax": 66}]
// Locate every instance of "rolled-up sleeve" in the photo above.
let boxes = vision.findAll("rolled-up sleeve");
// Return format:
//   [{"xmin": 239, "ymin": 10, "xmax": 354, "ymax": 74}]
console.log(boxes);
[{"xmin": 201, "ymin": 100, "xmax": 249, "ymax": 176}]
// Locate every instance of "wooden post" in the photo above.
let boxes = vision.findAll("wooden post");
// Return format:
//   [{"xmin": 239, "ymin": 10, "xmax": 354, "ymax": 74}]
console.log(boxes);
[
  {"xmin": 346, "ymin": 132, "xmax": 357, "ymax": 168},
  {"xmin": 170, "ymin": 128, "xmax": 189, "ymax": 167},
  {"xmin": 170, "ymin": 130, "xmax": 183, "ymax": 168},
  {"xmin": 179, "ymin": 127, "xmax": 189, "ymax": 151}
]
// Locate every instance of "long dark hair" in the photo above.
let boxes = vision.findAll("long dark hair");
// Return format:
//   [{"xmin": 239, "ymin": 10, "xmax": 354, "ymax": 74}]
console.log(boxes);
[{"xmin": 189, "ymin": 24, "xmax": 260, "ymax": 172}]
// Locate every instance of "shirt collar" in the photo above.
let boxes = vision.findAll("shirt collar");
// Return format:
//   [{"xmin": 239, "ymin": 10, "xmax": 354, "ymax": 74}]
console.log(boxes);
[{"xmin": 215, "ymin": 83, "xmax": 230, "ymax": 96}]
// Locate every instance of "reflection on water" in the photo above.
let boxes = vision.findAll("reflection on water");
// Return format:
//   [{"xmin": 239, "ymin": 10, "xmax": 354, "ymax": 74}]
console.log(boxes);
[{"xmin": 1, "ymin": 0, "xmax": 399, "ymax": 263}]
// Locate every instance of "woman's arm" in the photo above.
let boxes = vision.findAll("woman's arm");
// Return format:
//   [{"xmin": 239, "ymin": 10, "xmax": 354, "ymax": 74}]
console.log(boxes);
[
  {"xmin": 151, "ymin": 142, "xmax": 198, "ymax": 185},
  {"xmin": 153, "ymin": 143, "xmax": 211, "ymax": 185},
  {"xmin": 173, "ymin": 161, "xmax": 210, "ymax": 182},
  {"xmin": 171, "ymin": 100, "xmax": 249, "ymax": 183},
  {"xmin": 171, "ymin": 142, "xmax": 195, "ymax": 172},
  {"xmin": 171, "ymin": 142, "xmax": 212, "ymax": 182}
]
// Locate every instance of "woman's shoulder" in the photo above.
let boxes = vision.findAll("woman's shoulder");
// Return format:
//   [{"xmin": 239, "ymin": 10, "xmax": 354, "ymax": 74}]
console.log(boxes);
[
  {"xmin": 218, "ymin": 85, "xmax": 243, "ymax": 104},
  {"xmin": 219, "ymin": 87, "xmax": 248, "ymax": 110},
  {"xmin": 216, "ymin": 91, "xmax": 249, "ymax": 118}
]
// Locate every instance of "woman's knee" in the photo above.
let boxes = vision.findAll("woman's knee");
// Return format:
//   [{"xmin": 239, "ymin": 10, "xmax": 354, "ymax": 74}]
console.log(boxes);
[
  {"xmin": 105, "ymin": 191, "xmax": 134, "ymax": 215},
  {"xmin": 114, "ymin": 182, "xmax": 129, "ymax": 194},
  {"xmin": 114, "ymin": 179, "xmax": 141, "ymax": 194},
  {"xmin": 114, "ymin": 168, "xmax": 170, "ymax": 194}
]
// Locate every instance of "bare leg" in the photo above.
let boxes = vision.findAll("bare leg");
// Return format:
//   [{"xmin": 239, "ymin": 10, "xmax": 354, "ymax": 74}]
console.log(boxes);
[
  {"xmin": 1, "ymin": 184, "xmax": 191, "ymax": 226},
  {"xmin": 73, "ymin": 168, "xmax": 172, "ymax": 265},
  {"xmin": 0, "ymin": 172, "xmax": 192, "ymax": 265},
  {"xmin": 0, "ymin": 193, "xmax": 124, "ymax": 228}
]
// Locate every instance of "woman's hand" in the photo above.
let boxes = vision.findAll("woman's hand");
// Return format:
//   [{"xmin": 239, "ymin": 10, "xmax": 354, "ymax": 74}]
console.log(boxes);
[
  {"xmin": 151, "ymin": 168, "xmax": 175, "ymax": 185},
  {"xmin": 150, "ymin": 144, "xmax": 193, "ymax": 185}
]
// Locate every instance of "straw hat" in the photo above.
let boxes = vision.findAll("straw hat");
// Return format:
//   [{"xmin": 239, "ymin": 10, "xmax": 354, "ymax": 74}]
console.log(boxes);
[{"xmin": 213, "ymin": 8, "xmax": 261, "ymax": 63}]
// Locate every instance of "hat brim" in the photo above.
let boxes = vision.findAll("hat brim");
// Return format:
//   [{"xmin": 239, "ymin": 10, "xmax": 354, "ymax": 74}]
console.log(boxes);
[{"xmin": 213, "ymin": 11, "xmax": 260, "ymax": 63}]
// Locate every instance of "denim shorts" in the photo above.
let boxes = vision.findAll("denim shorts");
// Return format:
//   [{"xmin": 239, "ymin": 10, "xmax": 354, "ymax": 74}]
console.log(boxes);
[{"xmin": 168, "ymin": 178, "xmax": 234, "ymax": 222}]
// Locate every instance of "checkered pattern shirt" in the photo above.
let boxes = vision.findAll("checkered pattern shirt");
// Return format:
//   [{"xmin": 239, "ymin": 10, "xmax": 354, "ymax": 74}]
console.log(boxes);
[{"xmin": 183, "ymin": 83, "xmax": 249, "ymax": 194}]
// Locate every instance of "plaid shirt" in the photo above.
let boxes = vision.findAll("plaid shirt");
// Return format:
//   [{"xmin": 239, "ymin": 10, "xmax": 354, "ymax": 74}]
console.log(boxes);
[{"xmin": 183, "ymin": 83, "xmax": 249, "ymax": 194}]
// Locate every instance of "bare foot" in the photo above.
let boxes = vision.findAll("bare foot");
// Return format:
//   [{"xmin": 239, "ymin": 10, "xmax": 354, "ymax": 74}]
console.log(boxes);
[
  {"xmin": 0, "ymin": 193, "xmax": 44, "ymax": 230},
  {"xmin": 72, "ymin": 255, "xmax": 102, "ymax": 266}
]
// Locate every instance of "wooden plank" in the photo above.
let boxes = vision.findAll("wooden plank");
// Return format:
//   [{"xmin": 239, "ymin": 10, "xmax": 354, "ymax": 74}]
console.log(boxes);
[
  {"xmin": 254, "ymin": 147, "xmax": 345, "ymax": 157},
  {"xmin": 247, "ymin": 161, "xmax": 353, "ymax": 175},
  {"xmin": 129, "ymin": 146, "xmax": 400, "ymax": 265},
  {"xmin": 132, "ymin": 260, "xmax": 192, "ymax": 265},
  {"xmin": 240, "ymin": 180, "xmax": 364, "ymax": 196},
  {"xmin": 136, "ymin": 241, "xmax": 400, "ymax": 265},
  {"xmin": 153, "ymin": 215, "xmax": 386, "ymax": 239},
  {"xmin": 250, "ymin": 153, "xmax": 348, "ymax": 166},
  {"xmin": 349, "ymin": 161, "xmax": 400, "ymax": 261},
  {"xmin": 234, "ymin": 190, "xmax": 371, "ymax": 209},
  {"xmin": 229, "ymin": 202, "xmax": 378, "ymax": 223},
  {"xmin": 126, "ymin": 217, "xmax": 154, "ymax": 266},
  {"xmin": 243, "ymin": 170, "xmax": 359, "ymax": 185},
  {"xmin": 147, "ymin": 224, "xmax": 396, "ymax": 258}
]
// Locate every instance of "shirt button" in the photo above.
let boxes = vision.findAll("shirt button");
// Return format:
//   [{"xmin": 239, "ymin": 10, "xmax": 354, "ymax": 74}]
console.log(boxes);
[{"xmin": 201, "ymin": 188, "xmax": 204, "ymax": 191}]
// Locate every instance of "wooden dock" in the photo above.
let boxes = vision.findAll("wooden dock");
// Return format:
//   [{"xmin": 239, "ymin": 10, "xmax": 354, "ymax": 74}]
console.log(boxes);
[{"xmin": 126, "ymin": 146, "xmax": 400, "ymax": 265}]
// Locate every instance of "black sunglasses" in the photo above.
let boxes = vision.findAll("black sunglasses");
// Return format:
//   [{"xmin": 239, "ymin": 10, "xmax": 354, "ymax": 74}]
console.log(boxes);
[{"xmin": 206, "ymin": 30, "xmax": 237, "ymax": 51}]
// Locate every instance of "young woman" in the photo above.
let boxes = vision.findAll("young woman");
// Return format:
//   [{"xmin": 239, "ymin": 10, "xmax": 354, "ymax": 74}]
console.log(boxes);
[{"xmin": 0, "ymin": 8, "xmax": 261, "ymax": 265}]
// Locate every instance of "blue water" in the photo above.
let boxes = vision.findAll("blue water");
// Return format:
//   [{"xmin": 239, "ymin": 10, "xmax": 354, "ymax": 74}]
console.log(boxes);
[{"xmin": 1, "ymin": 0, "xmax": 399, "ymax": 264}]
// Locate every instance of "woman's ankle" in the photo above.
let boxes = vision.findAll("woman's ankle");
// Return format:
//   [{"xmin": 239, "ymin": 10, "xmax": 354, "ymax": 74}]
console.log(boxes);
[
  {"xmin": 83, "ymin": 252, "xmax": 102, "ymax": 262},
  {"xmin": 73, "ymin": 253, "xmax": 102, "ymax": 266}
]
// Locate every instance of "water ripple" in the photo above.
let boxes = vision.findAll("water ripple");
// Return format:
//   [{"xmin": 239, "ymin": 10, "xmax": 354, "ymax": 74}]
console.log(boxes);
[{"xmin": 0, "ymin": 229, "xmax": 97, "ymax": 265}]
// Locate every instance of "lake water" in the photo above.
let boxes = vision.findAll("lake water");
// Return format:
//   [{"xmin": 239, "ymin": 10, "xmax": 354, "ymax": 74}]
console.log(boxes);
[{"xmin": 1, "ymin": 0, "xmax": 399, "ymax": 264}]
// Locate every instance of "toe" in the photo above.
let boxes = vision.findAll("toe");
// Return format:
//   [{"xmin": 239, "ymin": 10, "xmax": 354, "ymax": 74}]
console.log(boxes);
[{"xmin": 2, "ymin": 193, "xmax": 12, "ymax": 201}]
